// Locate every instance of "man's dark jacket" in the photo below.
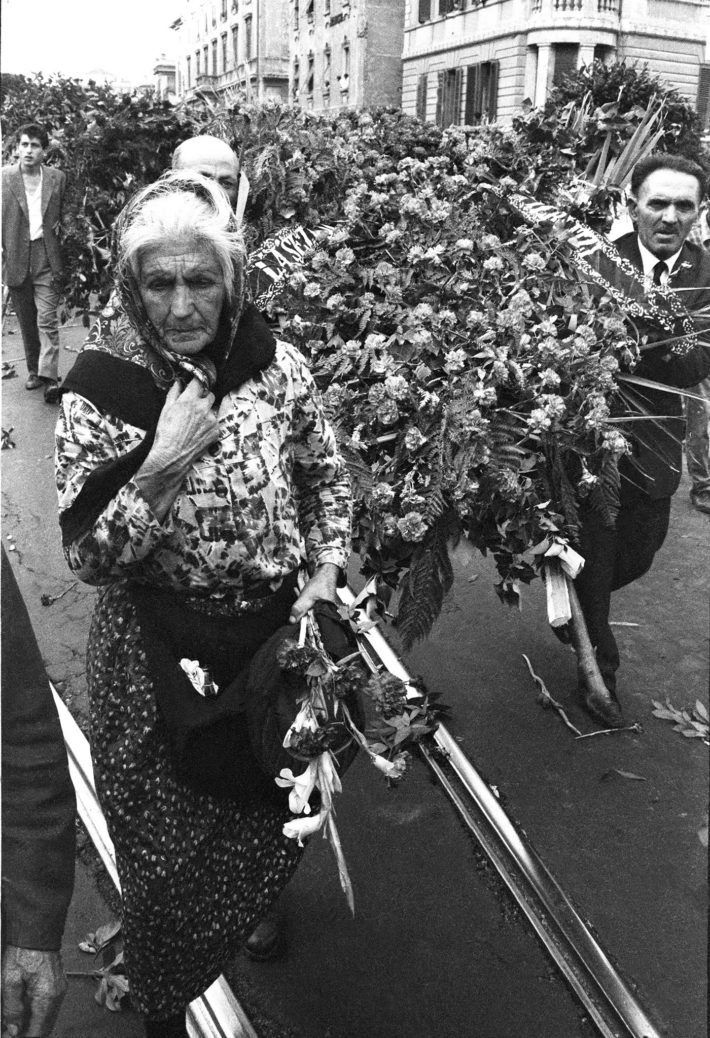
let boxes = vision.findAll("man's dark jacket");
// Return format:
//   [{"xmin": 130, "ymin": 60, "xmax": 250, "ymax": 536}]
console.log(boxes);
[
  {"xmin": 1, "ymin": 548, "xmax": 76, "ymax": 950},
  {"xmin": 601, "ymin": 232, "xmax": 710, "ymax": 498},
  {"xmin": 1, "ymin": 163, "xmax": 66, "ymax": 286}
]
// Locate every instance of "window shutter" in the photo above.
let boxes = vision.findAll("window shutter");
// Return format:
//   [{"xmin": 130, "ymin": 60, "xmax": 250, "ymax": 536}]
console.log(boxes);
[
  {"xmin": 454, "ymin": 67, "xmax": 464, "ymax": 125},
  {"xmin": 697, "ymin": 64, "xmax": 710, "ymax": 131},
  {"xmin": 416, "ymin": 74, "xmax": 428, "ymax": 120},
  {"xmin": 465, "ymin": 64, "xmax": 480, "ymax": 124},
  {"xmin": 487, "ymin": 61, "xmax": 499, "ymax": 120},
  {"xmin": 418, "ymin": 0, "xmax": 431, "ymax": 21},
  {"xmin": 436, "ymin": 70, "xmax": 445, "ymax": 126}
]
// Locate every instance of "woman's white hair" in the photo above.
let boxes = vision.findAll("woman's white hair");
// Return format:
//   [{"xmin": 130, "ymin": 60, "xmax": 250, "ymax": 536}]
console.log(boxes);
[{"xmin": 117, "ymin": 170, "xmax": 247, "ymax": 302}]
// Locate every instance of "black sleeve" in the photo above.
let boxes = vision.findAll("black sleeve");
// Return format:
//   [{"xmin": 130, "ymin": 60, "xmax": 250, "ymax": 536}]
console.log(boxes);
[
  {"xmin": 1, "ymin": 548, "xmax": 76, "ymax": 951},
  {"xmin": 635, "ymin": 338, "xmax": 710, "ymax": 390}
]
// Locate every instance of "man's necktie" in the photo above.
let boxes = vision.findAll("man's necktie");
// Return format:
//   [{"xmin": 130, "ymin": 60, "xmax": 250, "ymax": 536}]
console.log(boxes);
[{"xmin": 652, "ymin": 260, "xmax": 668, "ymax": 287}]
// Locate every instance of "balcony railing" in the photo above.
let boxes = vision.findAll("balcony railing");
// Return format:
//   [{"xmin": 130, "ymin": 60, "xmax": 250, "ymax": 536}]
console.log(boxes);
[{"xmin": 531, "ymin": 0, "xmax": 619, "ymax": 11}]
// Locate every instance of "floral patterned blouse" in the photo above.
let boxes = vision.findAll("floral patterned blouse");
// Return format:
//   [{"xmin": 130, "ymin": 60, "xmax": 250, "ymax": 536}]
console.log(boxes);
[{"xmin": 56, "ymin": 340, "xmax": 352, "ymax": 601}]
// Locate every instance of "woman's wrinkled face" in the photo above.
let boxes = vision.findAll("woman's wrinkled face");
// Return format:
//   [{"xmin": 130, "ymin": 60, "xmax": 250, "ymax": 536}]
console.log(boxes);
[{"xmin": 139, "ymin": 243, "xmax": 225, "ymax": 354}]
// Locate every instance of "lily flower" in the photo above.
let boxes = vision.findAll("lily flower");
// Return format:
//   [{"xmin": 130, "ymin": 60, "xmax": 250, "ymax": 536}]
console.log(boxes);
[
  {"xmin": 283, "ymin": 810, "xmax": 327, "ymax": 846},
  {"xmin": 370, "ymin": 752, "xmax": 409, "ymax": 781},
  {"xmin": 316, "ymin": 751, "xmax": 342, "ymax": 813},
  {"xmin": 275, "ymin": 761, "xmax": 318, "ymax": 815},
  {"xmin": 283, "ymin": 701, "xmax": 319, "ymax": 749}
]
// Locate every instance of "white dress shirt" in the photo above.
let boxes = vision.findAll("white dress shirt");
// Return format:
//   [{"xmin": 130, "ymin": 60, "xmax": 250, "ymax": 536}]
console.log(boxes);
[
  {"xmin": 24, "ymin": 168, "xmax": 44, "ymax": 241},
  {"xmin": 636, "ymin": 237, "xmax": 682, "ymax": 287}
]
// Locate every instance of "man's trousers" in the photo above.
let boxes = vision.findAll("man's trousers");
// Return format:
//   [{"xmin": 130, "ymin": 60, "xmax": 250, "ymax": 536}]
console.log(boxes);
[
  {"xmin": 8, "ymin": 239, "xmax": 60, "ymax": 382},
  {"xmin": 686, "ymin": 377, "xmax": 710, "ymax": 494},
  {"xmin": 574, "ymin": 480, "xmax": 671, "ymax": 692}
]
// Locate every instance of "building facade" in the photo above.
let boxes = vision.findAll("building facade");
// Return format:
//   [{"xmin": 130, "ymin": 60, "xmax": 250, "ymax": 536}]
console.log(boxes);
[
  {"xmin": 289, "ymin": 0, "xmax": 406, "ymax": 111},
  {"xmin": 402, "ymin": 0, "xmax": 709, "ymax": 127},
  {"xmin": 172, "ymin": 0, "xmax": 290, "ymax": 102}
]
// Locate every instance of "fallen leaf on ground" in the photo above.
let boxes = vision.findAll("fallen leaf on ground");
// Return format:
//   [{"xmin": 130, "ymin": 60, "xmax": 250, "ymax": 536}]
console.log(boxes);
[{"xmin": 600, "ymin": 768, "xmax": 646, "ymax": 781}]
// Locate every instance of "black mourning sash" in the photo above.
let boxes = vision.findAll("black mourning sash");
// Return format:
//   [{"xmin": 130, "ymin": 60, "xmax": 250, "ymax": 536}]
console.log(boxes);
[{"xmin": 59, "ymin": 304, "xmax": 276, "ymax": 547}]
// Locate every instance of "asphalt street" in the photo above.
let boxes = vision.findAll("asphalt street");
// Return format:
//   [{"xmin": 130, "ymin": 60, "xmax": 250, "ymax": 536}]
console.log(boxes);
[{"xmin": 1, "ymin": 315, "xmax": 707, "ymax": 1038}]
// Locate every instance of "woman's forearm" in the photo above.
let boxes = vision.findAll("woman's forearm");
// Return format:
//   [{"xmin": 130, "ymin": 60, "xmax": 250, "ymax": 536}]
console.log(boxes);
[{"xmin": 134, "ymin": 453, "xmax": 190, "ymax": 522}]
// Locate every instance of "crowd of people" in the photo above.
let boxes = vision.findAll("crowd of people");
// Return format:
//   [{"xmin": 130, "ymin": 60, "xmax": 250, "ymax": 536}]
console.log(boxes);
[{"xmin": 1, "ymin": 121, "xmax": 708, "ymax": 1037}]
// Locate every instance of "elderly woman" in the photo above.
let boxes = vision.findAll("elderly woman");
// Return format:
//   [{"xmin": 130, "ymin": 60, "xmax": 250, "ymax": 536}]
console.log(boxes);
[{"xmin": 55, "ymin": 171, "xmax": 352, "ymax": 1038}]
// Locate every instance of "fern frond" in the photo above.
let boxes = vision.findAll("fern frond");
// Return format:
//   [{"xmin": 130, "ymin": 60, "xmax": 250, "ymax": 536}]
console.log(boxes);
[
  {"xmin": 486, "ymin": 413, "xmax": 529, "ymax": 473},
  {"xmin": 586, "ymin": 451, "xmax": 620, "ymax": 528},
  {"xmin": 545, "ymin": 438, "xmax": 581, "ymax": 542},
  {"xmin": 423, "ymin": 486, "xmax": 447, "ymax": 523},
  {"xmin": 340, "ymin": 446, "xmax": 374, "ymax": 500},
  {"xmin": 395, "ymin": 516, "xmax": 455, "ymax": 648}
]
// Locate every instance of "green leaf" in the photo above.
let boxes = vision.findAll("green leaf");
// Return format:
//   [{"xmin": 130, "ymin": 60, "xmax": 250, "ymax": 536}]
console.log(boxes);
[{"xmin": 92, "ymin": 919, "xmax": 121, "ymax": 949}]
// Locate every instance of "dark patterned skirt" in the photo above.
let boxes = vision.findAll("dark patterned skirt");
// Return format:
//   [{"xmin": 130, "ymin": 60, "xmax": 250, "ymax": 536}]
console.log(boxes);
[{"xmin": 86, "ymin": 582, "xmax": 302, "ymax": 1019}]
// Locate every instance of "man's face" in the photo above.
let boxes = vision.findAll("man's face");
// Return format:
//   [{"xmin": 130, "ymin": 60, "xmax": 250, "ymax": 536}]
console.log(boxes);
[
  {"xmin": 188, "ymin": 158, "xmax": 239, "ymax": 207},
  {"xmin": 629, "ymin": 169, "xmax": 702, "ymax": 259},
  {"xmin": 18, "ymin": 134, "xmax": 46, "ymax": 171}
]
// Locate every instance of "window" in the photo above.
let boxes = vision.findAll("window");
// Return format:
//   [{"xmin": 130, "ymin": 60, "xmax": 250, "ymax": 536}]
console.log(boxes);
[
  {"xmin": 203, "ymin": 45, "xmax": 209, "ymax": 75},
  {"xmin": 343, "ymin": 42, "xmax": 350, "ymax": 75},
  {"xmin": 292, "ymin": 59, "xmax": 300, "ymax": 101},
  {"xmin": 195, "ymin": 50, "xmax": 201, "ymax": 76},
  {"xmin": 221, "ymin": 0, "xmax": 228, "ymax": 18},
  {"xmin": 436, "ymin": 67, "xmax": 462, "ymax": 127},
  {"xmin": 464, "ymin": 61, "xmax": 498, "ymax": 123},
  {"xmin": 593, "ymin": 44, "xmax": 613, "ymax": 64},
  {"xmin": 221, "ymin": 33, "xmax": 227, "ymax": 73},
  {"xmin": 294, "ymin": 0, "xmax": 299, "ymax": 31},
  {"xmin": 439, "ymin": 0, "xmax": 457, "ymax": 13},
  {"xmin": 306, "ymin": 54, "xmax": 314, "ymax": 101},
  {"xmin": 306, "ymin": 0, "xmax": 314, "ymax": 20},
  {"xmin": 186, "ymin": 54, "xmax": 192, "ymax": 87},
  {"xmin": 323, "ymin": 45, "xmax": 331, "ymax": 88},
  {"xmin": 232, "ymin": 24, "xmax": 239, "ymax": 65},
  {"xmin": 212, "ymin": 39, "xmax": 218, "ymax": 76},
  {"xmin": 325, "ymin": 0, "xmax": 331, "ymax": 13},
  {"xmin": 552, "ymin": 43, "xmax": 578, "ymax": 86},
  {"xmin": 418, "ymin": 0, "xmax": 431, "ymax": 21},
  {"xmin": 416, "ymin": 73, "xmax": 428, "ymax": 120},
  {"xmin": 245, "ymin": 15, "xmax": 253, "ymax": 58}
]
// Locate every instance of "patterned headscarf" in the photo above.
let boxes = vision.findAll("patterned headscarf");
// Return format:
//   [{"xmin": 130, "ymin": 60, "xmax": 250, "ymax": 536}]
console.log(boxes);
[{"xmin": 111, "ymin": 170, "xmax": 248, "ymax": 392}]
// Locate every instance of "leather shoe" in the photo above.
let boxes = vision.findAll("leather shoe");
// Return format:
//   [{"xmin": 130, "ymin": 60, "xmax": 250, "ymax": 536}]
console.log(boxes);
[
  {"xmin": 25, "ymin": 373, "xmax": 43, "ymax": 390},
  {"xmin": 581, "ymin": 686, "xmax": 625, "ymax": 729},
  {"xmin": 43, "ymin": 380, "xmax": 60, "ymax": 404},
  {"xmin": 690, "ymin": 488, "xmax": 710, "ymax": 515},
  {"xmin": 245, "ymin": 909, "xmax": 284, "ymax": 961}
]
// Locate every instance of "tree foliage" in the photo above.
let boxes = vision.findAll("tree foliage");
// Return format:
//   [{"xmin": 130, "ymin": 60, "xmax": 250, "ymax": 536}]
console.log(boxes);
[
  {"xmin": 549, "ymin": 60, "xmax": 703, "ymax": 159},
  {"xmin": 2, "ymin": 73, "xmax": 195, "ymax": 319},
  {"xmin": 512, "ymin": 60, "xmax": 706, "ymax": 223}
]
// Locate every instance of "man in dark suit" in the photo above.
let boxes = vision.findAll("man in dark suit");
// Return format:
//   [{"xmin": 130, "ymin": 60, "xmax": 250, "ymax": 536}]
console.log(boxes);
[
  {"xmin": 1, "ymin": 548, "xmax": 76, "ymax": 1037},
  {"xmin": 575, "ymin": 154, "xmax": 710, "ymax": 727},
  {"xmin": 2, "ymin": 123, "xmax": 66, "ymax": 403}
]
